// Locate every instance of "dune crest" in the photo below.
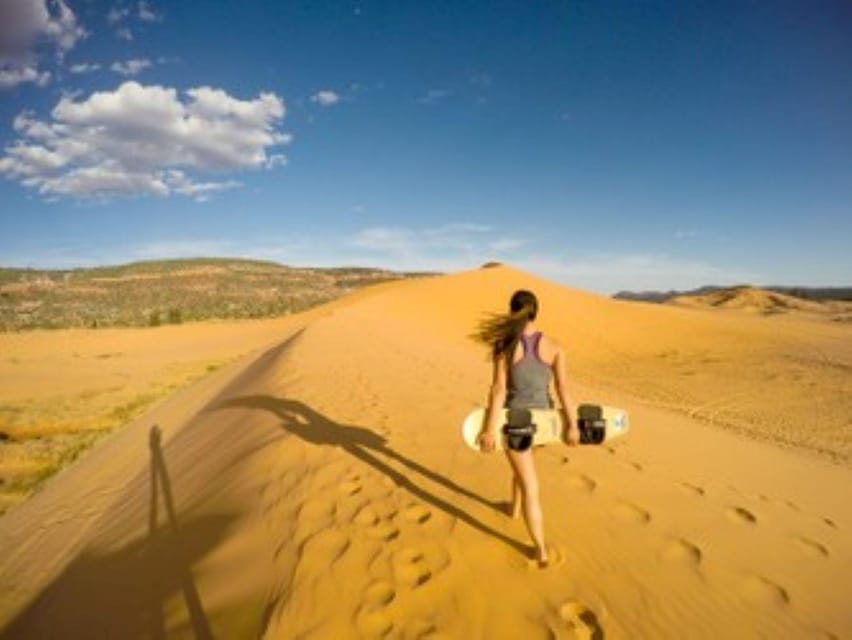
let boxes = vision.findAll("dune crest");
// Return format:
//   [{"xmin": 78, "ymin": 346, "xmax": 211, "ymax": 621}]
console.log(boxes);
[{"xmin": 0, "ymin": 265, "xmax": 850, "ymax": 638}]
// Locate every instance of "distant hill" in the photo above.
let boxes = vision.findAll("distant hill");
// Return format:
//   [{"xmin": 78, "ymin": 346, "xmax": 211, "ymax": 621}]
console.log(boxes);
[
  {"xmin": 669, "ymin": 286, "xmax": 829, "ymax": 313},
  {"xmin": 615, "ymin": 284, "xmax": 852, "ymax": 321},
  {"xmin": 0, "ymin": 258, "xmax": 435, "ymax": 331},
  {"xmin": 614, "ymin": 285, "xmax": 852, "ymax": 304}
]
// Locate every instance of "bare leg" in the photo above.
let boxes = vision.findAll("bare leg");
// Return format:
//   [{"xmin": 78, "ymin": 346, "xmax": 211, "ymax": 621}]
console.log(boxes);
[
  {"xmin": 510, "ymin": 476, "xmax": 522, "ymax": 519},
  {"xmin": 505, "ymin": 448, "xmax": 547, "ymax": 564}
]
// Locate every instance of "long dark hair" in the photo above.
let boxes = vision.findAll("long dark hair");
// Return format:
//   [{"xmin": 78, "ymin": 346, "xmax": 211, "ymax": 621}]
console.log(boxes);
[{"xmin": 472, "ymin": 290, "xmax": 539, "ymax": 365}]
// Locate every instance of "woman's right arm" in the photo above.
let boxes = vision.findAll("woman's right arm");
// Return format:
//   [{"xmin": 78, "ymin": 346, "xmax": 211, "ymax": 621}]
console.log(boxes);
[
  {"xmin": 553, "ymin": 347, "xmax": 580, "ymax": 446},
  {"xmin": 478, "ymin": 353, "xmax": 507, "ymax": 452}
]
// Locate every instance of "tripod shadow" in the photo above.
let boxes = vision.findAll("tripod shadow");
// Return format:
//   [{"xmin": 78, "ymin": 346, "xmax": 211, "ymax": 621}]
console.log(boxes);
[
  {"xmin": 215, "ymin": 396, "xmax": 528, "ymax": 555},
  {"xmin": 147, "ymin": 425, "xmax": 214, "ymax": 640},
  {"xmin": 2, "ymin": 426, "xmax": 231, "ymax": 640}
]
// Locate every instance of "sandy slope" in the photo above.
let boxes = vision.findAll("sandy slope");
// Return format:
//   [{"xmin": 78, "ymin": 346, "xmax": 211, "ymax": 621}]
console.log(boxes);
[
  {"xmin": 0, "ymin": 265, "xmax": 849, "ymax": 639},
  {"xmin": 668, "ymin": 285, "xmax": 851, "ymax": 318}
]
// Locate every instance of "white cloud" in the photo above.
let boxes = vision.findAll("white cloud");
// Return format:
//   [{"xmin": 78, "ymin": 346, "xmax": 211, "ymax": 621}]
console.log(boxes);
[
  {"xmin": 130, "ymin": 239, "xmax": 238, "ymax": 261},
  {"xmin": 0, "ymin": 64, "xmax": 50, "ymax": 88},
  {"xmin": 116, "ymin": 27, "xmax": 133, "ymax": 41},
  {"xmin": 69, "ymin": 62, "xmax": 101, "ymax": 74},
  {"xmin": 0, "ymin": 0, "xmax": 85, "ymax": 57},
  {"xmin": 0, "ymin": 0, "xmax": 86, "ymax": 89},
  {"xmin": 110, "ymin": 58, "xmax": 151, "ymax": 76},
  {"xmin": 108, "ymin": 6, "xmax": 131, "ymax": 24},
  {"xmin": 137, "ymin": 1, "xmax": 160, "ymax": 22},
  {"xmin": 488, "ymin": 238, "xmax": 526, "ymax": 253},
  {"xmin": 348, "ymin": 223, "xmax": 494, "ymax": 267},
  {"xmin": 417, "ymin": 89, "xmax": 451, "ymax": 104},
  {"xmin": 342, "ymin": 225, "xmax": 761, "ymax": 292},
  {"xmin": 513, "ymin": 253, "xmax": 761, "ymax": 294},
  {"xmin": 264, "ymin": 153, "xmax": 287, "ymax": 169},
  {"xmin": 0, "ymin": 232, "xmax": 765, "ymax": 295},
  {"xmin": 310, "ymin": 90, "xmax": 340, "ymax": 107},
  {"xmin": 0, "ymin": 80, "xmax": 290, "ymax": 200},
  {"xmin": 164, "ymin": 169, "xmax": 240, "ymax": 202}
]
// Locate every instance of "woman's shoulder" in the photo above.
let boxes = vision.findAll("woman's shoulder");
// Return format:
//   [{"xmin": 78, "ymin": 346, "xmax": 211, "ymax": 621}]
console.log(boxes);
[
  {"xmin": 537, "ymin": 332, "xmax": 563, "ymax": 364},
  {"xmin": 538, "ymin": 332, "xmax": 562, "ymax": 349}
]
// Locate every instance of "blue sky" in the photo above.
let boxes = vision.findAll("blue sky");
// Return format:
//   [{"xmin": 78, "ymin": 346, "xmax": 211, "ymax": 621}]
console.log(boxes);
[{"xmin": 0, "ymin": 0, "xmax": 850, "ymax": 293}]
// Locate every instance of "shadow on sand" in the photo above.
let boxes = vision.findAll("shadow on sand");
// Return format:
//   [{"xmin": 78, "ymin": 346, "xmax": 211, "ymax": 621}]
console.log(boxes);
[
  {"xmin": 216, "ymin": 395, "xmax": 528, "ymax": 556},
  {"xmin": 1, "ymin": 426, "xmax": 229, "ymax": 640}
]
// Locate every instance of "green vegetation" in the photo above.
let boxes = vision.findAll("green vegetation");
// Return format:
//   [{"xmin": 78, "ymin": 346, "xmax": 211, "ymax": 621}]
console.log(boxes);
[
  {"xmin": 0, "ymin": 258, "xmax": 434, "ymax": 331},
  {"xmin": 0, "ymin": 357, "xmax": 235, "ymax": 514}
]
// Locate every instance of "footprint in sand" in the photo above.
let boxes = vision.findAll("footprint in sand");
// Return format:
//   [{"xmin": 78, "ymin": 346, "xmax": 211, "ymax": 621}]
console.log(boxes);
[
  {"xmin": 680, "ymin": 482, "xmax": 706, "ymax": 497},
  {"xmin": 389, "ymin": 545, "xmax": 450, "ymax": 590},
  {"xmin": 565, "ymin": 474, "xmax": 597, "ymax": 493},
  {"xmin": 392, "ymin": 548, "xmax": 433, "ymax": 588},
  {"xmin": 558, "ymin": 601, "xmax": 605, "ymax": 640},
  {"xmin": 823, "ymin": 517, "xmax": 837, "ymax": 529},
  {"xmin": 739, "ymin": 575, "xmax": 790, "ymax": 608},
  {"xmin": 726, "ymin": 506, "xmax": 757, "ymax": 525},
  {"xmin": 368, "ymin": 523, "xmax": 401, "ymax": 541},
  {"xmin": 611, "ymin": 501, "xmax": 651, "ymax": 525},
  {"xmin": 398, "ymin": 619, "xmax": 439, "ymax": 638},
  {"xmin": 400, "ymin": 503, "xmax": 432, "ymax": 525},
  {"xmin": 355, "ymin": 580, "xmax": 396, "ymax": 637},
  {"xmin": 353, "ymin": 505, "xmax": 400, "ymax": 540},
  {"xmin": 524, "ymin": 544, "xmax": 567, "ymax": 571},
  {"xmin": 300, "ymin": 529, "xmax": 351, "ymax": 565},
  {"xmin": 794, "ymin": 536, "xmax": 830, "ymax": 558},
  {"xmin": 353, "ymin": 504, "xmax": 380, "ymax": 526},
  {"xmin": 298, "ymin": 498, "xmax": 335, "ymax": 523},
  {"xmin": 339, "ymin": 478, "xmax": 363, "ymax": 496},
  {"xmin": 363, "ymin": 580, "xmax": 396, "ymax": 607},
  {"xmin": 661, "ymin": 538, "xmax": 702, "ymax": 567}
]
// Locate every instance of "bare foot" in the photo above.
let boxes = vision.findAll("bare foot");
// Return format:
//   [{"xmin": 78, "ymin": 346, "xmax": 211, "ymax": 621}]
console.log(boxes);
[{"xmin": 535, "ymin": 545, "xmax": 549, "ymax": 568}]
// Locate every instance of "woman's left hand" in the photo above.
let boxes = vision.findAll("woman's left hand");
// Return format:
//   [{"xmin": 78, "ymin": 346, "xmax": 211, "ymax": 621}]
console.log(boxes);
[
  {"xmin": 477, "ymin": 429, "xmax": 497, "ymax": 452},
  {"xmin": 566, "ymin": 424, "xmax": 581, "ymax": 446}
]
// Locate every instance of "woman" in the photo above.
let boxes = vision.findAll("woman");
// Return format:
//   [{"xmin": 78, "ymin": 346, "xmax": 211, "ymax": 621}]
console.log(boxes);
[{"xmin": 474, "ymin": 289, "xmax": 579, "ymax": 566}]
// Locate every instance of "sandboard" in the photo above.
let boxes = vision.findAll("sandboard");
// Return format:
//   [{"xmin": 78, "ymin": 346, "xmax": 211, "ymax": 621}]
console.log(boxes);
[{"xmin": 461, "ymin": 404, "xmax": 629, "ymax": 452}]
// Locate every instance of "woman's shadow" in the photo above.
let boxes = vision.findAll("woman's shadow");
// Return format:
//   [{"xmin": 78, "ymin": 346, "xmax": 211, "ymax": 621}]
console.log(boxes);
[{"xmin": 214, "ymin": 395, "xmax": 528, "ymax": 555}]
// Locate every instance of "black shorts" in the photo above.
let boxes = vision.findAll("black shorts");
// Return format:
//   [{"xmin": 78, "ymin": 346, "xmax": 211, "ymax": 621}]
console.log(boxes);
[{"xmin": 503, "ymin": 409, "xmax": 537, "ymax": 451}]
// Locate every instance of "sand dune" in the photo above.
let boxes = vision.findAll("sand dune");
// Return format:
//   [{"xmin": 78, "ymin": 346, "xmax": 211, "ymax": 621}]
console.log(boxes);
[
  {"xmin": 668, "ymin": 285, "xmax": 850, "ymax": 317},
  {"xmin": 0, "ymin": 265, "xmax": 850, "ymax": 638}
]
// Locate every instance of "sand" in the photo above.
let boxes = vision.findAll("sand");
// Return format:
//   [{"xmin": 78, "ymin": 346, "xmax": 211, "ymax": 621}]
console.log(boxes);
[{"xmin": 0, "ymin": 264, "xmax": 849, "ymax": 638}]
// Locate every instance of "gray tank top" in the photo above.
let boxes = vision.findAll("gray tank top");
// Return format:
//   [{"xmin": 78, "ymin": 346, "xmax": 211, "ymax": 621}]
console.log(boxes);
[{"xmin": 506, "ymin": 332, "xmax": 553, "ymax": 409}]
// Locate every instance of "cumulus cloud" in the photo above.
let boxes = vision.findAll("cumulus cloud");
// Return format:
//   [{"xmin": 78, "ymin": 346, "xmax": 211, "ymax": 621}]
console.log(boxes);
[
  {"xmin": 110, "ymin": 58, "xmax": 151, "ymax": 76},
  {"xmin": 310, "ymin": 90, "xmax": 340, "ymax": 107},
  {"xmin": 69, "ymin": 62, "xmax": 100, "ymax": 73},
  {"xmin": 0, "ymin": 0, "xmax": 86, "ymax": 89},
  {"xmin": 0, "ymin": 81, "xmax": 290, "ymax": 200},
  {"xmin": 0, "ymin": 64, "xmax": 50, "ymax": 88}
]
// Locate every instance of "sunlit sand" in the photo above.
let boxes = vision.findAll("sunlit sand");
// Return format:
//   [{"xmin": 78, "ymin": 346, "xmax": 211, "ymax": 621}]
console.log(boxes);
[{"xmin": 0, "ymin": 265, "xmax": 849, "ymax": 638}]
